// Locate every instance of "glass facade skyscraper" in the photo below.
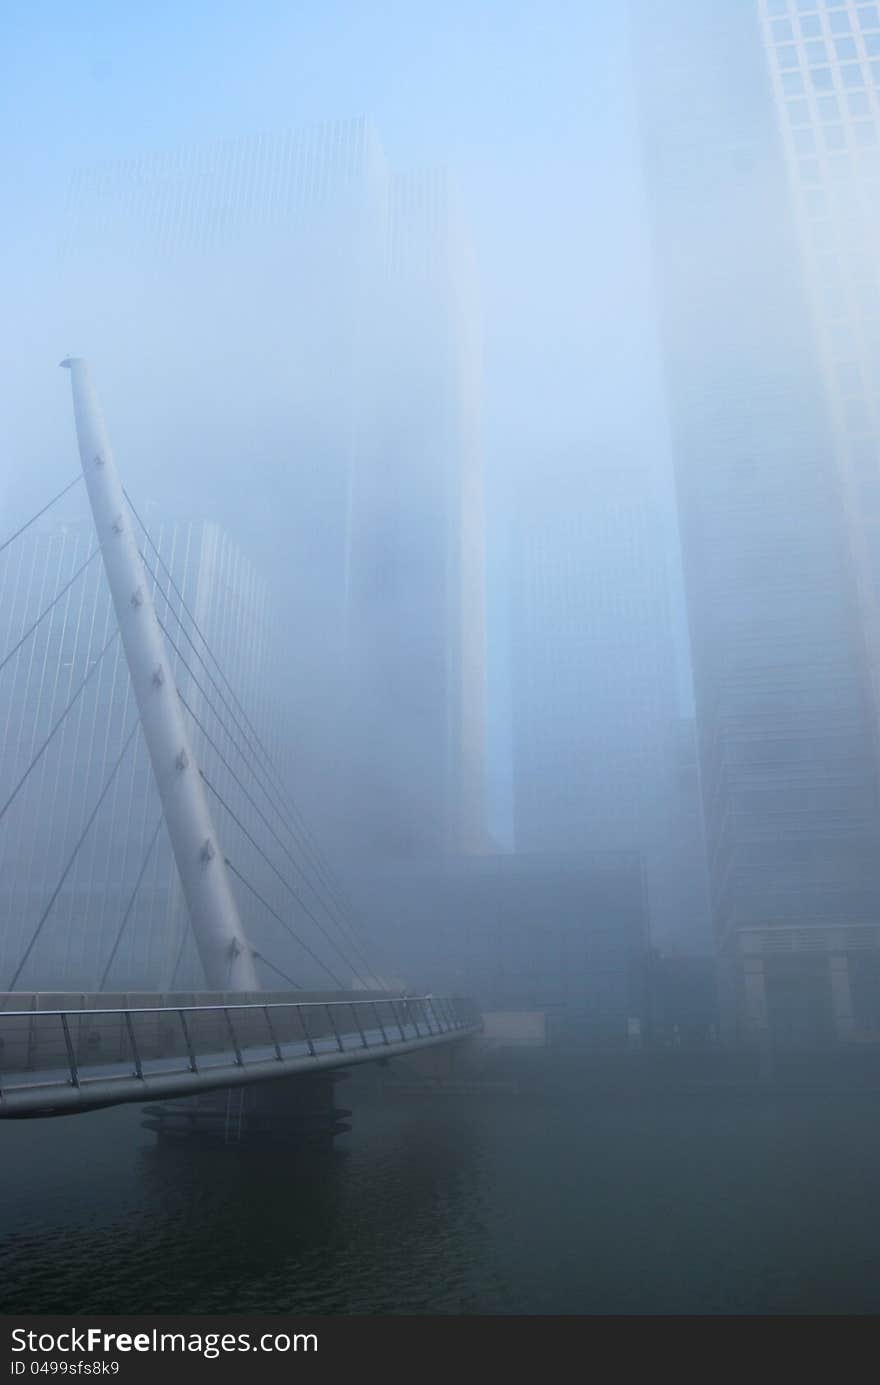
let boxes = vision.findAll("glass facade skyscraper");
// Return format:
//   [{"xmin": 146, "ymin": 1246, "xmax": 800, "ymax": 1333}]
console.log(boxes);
[
  {"xmin": 62, "ymin": 119, "xmax": 487, "ymax": 867},
  {"xmin": 632, "ymin": 0, "xmax": 880, "ymax": 1043},
  {"xmin": 510, "ymin": 453, "xmax": 711, "ymax": 952}
]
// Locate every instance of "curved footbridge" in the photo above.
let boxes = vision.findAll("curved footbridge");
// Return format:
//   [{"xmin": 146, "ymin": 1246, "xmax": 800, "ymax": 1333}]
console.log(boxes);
[{"xmin": 0, "ymin": 992, "xmax": 482, "ymax": 1119}]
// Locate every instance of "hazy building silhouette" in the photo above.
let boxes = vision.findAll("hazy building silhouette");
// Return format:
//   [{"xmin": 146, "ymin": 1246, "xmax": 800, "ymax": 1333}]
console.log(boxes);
[
  {"xmin": 509, "ymin": 452, "xmax": 711, "ymax": 952},
  {"xmin": 352, "ymin": 848, "xmax": 650, "ymax": 1044},
  {"xmin": 632, "ymin": 0, "xmax": 880, "ymax": 1044},
  {"xmin": 63, "ymin": 119, "xmax": 487, "ymax": 865}
]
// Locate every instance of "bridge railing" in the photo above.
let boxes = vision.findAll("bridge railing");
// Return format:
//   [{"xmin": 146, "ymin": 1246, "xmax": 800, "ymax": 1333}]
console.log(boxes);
[{"xmin": 0, "ymin": 995, "xmax": 481, "ymax": 1095}]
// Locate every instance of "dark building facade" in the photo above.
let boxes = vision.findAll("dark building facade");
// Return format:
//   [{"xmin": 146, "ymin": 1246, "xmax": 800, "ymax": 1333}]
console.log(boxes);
[{"xmin": 351, "ymin": 850, "xmax": 651, "ymax": 1045}]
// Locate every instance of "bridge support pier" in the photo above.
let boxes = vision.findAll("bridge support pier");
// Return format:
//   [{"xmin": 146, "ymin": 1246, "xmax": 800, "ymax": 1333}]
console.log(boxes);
[{"xmin": 141, "ymin": 1072, "xmax": 351, "ymax": 1150}]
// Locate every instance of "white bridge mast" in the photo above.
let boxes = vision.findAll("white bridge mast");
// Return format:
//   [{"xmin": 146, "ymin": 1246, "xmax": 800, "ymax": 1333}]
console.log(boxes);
[{"xmin": 61, "ymin": 357, "xmax": 259, "ymax": 992}]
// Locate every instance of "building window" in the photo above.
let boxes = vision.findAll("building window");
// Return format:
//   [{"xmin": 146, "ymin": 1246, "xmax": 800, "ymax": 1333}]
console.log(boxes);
[
  {"xmin": 859, "ymin": 6, "xmax": 880, "ymax": 30},
  {"xmin": 773, "ymin": 17, "xmax": 795, "ymax": 41},
  {"xmin": 811, "ymin": 67, "xmax": 834, "ymax": 91},
  {"xmin": 777, "ymin": 44, "xmax": 799, "ymax": 69},
  {"xmin": 841, "ymin": 63, "xmax": 866, "ymax": 88},
  {"xmin": 831, "ymin": 11, "xmax": 853, "ymax": 34},
  {"xmin": 783, "ymin": 70, "xmax": 806, "ymax": 95},
  {"xmin": 848, "ymin": 90, "xmax": 871, "ymax": 114},
  {"xmin": 855, "ymin": 120, "xmax": 879, "ymax": 144},
  {"xmin": 836, "ymin": 37, "xmax": 858, "ymax": 60},
  {"xmin": 817, "ymin": 94, "xmax": 841, "ymax": 119},
  {"xmin": 787, "ymin": 97, "xmax": 811, "ymax": 123},
  {"xmin": 825, "ymin": 124, "xmax": 847, "ymax": 149},
  {"xmin": 800, "ymin": 15, "xmax": 822, "ymax": 39},
  {"xmin": 793, "ymin": 127, "xmax": 816, "ymax": 153},
  {"xmin": 866, "ymin": 33, "xmax": 880, "ymax": 54},
  {"xmin": 806, "ymin": 40, "xmax": 828, "ymax": 65}
]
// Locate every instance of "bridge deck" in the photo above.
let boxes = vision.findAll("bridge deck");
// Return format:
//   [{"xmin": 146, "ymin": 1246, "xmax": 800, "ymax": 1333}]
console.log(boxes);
[{"xmin": 0, "ymin": 994, "xmax": 481, "ymax": 1117}]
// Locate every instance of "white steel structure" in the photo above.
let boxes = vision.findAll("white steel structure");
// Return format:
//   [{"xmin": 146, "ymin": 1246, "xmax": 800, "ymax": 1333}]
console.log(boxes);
[{"xmin": 60, "ymin": 357, "xmax": 259, "ymax": 992}]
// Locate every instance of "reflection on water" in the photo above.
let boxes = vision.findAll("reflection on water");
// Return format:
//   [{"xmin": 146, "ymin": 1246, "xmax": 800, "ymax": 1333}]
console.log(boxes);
[{"xmin": 2, "ymin": 1079, "xmax": 880, "ymax": 1314}]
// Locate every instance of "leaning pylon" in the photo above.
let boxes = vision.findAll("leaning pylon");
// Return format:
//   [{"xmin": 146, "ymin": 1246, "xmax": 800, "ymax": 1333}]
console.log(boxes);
[{"xmin": 61, "ymin": 357, "xmax": 259, "ymax": 991}]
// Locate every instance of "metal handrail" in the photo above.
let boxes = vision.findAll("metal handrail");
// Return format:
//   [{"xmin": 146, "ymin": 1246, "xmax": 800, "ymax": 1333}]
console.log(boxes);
[
  {"xmin": 0, "ymin": 993, "xmax": 481, "ymax": 1115},
  {"xmin": 0, "ymin": 995, "xmax": 461, "ymax": 1020}
]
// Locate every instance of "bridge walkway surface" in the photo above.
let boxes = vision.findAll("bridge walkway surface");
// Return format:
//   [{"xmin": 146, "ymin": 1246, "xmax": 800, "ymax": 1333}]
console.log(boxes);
[{"xmin": 0, "ymin": 993, "xmax": 481, "ymax": 1117}]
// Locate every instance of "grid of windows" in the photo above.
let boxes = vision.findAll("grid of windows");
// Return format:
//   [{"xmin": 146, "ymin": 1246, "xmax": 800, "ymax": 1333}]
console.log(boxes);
[{"xmin": 762, "ymin": 0, "xmax": 880, "ymax": 687}]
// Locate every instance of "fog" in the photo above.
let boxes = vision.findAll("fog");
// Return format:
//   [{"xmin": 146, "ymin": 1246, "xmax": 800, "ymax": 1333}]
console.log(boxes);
[
  {"xmin": 7, "ymin": 0, "xmax": 880, "ymax": 1329},
  {"xmin": 2, "ymin": 0, "xmax": 880, "ymax": 1043}
]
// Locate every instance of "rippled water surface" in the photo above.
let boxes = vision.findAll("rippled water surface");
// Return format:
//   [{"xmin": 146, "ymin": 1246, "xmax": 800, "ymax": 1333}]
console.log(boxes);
[{"xmin": 3, "ymin": 1079, "xmax": 880, "ymax": 1314}]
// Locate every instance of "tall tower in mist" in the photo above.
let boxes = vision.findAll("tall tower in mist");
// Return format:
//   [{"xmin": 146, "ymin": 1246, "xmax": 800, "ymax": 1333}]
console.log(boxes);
[
  {"xmin": 631, "ymin": 0, "xmax": 880, "ymax": 1044},
  {"xmin": 509, "ymin": 452, "xmax": 711, "ymax": 952},
  {"xmin": 759, "ymin": 2, "xmax": 880, "ymax": 740},
  {"xmin": 62, "ymin": 119, "xmax": 486, "ymax": 865}
]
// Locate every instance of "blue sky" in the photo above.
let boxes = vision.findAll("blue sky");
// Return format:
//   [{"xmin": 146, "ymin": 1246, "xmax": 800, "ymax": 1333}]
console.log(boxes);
[{"xmin": 0, "ymin": 1, "xmax": 685, "ymax": 844}]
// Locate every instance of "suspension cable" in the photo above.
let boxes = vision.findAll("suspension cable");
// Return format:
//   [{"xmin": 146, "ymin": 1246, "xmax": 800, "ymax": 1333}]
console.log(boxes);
[
  {"xmin": 167, "ymin": 921, "xmax": 189, "ymax": 992},
  {"xmin": 177, "ymin": 686, "xmax": 383, "ymax": 988},
  {"xmin": 0, "ymin": 548, "xmax": 99, "ymax": 678},
  {"xmin": 200, "ymin": 767, "xmax": 368, "ymax": 988},
  {"xmin": 6, "ymin": 719, "xmax": 140, "ymax": 990},
  {"xmin": 252, "ymin": 949, "xmax": 303, "ymax": 991},
  {"xmin": 0, "ymin": 474, "xmax": 83, "ymax": 559},
  {"xmin": 125, "ymin": 489, "xmax": 372, "ymax": 942},
  {"xmin": 223, "ymin": 854, "xmax": 345, "ymax": 988},
  {"xmin": 0, "ymin": 628, "xmax": 119, "ymax": 827},
  {"xmin": 142, "ymin": 560, "xmax": 367, "ymax": 947},
  {"xmin": 141, "ymin": 553, "xmax": 378, "ymax": 968},
  {"xmin": 200, "ymin": 770, "xmax": 371, "ymax": 986},
  {"xmin": 98, "ymin": 814, "xmax": 164, "ymax": 991}
]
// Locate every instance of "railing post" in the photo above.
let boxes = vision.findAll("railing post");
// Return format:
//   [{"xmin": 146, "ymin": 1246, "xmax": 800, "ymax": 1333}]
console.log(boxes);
[
  {"xmin": 325, "ymin": 1004, "xmax": 345, "ymax": 1054},
  {"xmin": 389, "ymin": 999, "xmax": 406, "ymax": 1042},
  {"xmin": 371, "ymin": 1001, "xmax": 389, "ymax": 1046},
  {"xmin": 178, "ymin": 1010, "xmax": 198, "ymax": 1073},
  {"xmin": 263, "ymin": 1006, "xmax": 283, "ymax": 1062},
  {"xmin": 427, "ymin": 998, "xmax": 444, "ymax": 1033},
  {"xmin": 123, "ymin": 1011, "xmax": 144, "ymax": 1080},
  {"xmin": 350, "ymin": 1002, "xmax": 369, "ymax": 1050},
  {"xmin": 59, "ymin": 1013, "xmax": 79, "ymax": 1088},
  {"xmin": 419, "ymin": 1000, "xmax": 434, "ymax": 1036},
  {"xmin": 300, "ymin": 1005, "xmax": 316, "ymax": 1057},
  {"xmin": 223, "ymin": 1007, "xmax": 244, "ymax": 1066}
]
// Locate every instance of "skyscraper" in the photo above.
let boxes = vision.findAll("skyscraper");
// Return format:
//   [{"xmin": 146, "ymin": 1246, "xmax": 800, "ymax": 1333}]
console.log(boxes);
[
  {"xmin": 510, "ymin": 451, "xmax": 711, "ymax": 951},
  {"xmin": 632, "ymin": 0, "xmax": 880, "ymax": 1043},
  {"xmin": 760, "ymin": 1, "xmax": 880, "ymax": 741},
  {"xmin": 62, "ymin": 119, "xmax": 486, "ymax": 864}
]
